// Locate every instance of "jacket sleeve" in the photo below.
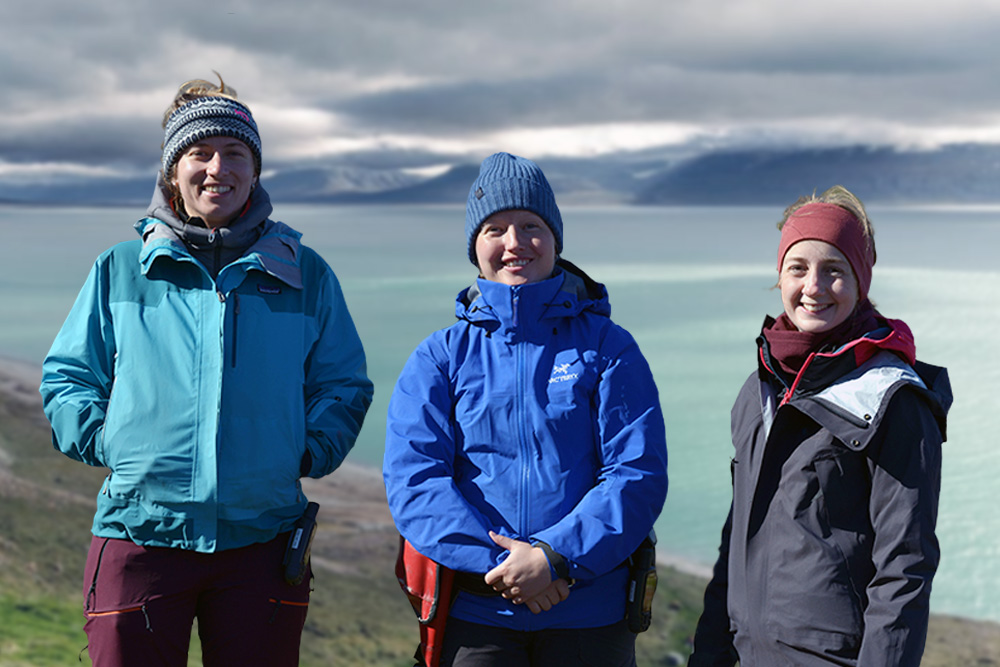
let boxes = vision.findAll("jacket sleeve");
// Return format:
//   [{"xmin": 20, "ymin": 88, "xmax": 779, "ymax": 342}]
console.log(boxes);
[
  {"xmin": 858, "ymin": 387, "xmax": 943, "ymax": 666},
  {"xmin": 688, "ymin": 506, "xmax": 739, "ymax": 667},
  {"xmin": 39, "ymin": 256, "xmax": 116, "ymax": 468},
  {"xmin": 383, "ymin": 337, "xmax": 502, "ymax": 573},
  {"xmin": 300, "ymin": 266, "xmax": 374, "ymax": 477},
  {"xmin": 529, "ymin": 332, "xmax": 669, "ymax": 579}
]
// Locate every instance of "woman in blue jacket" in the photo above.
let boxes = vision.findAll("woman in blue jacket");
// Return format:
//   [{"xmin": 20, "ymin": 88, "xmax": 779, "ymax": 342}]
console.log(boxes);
[
  {"xmin": 39, "ymin": 75, "xmax": 373, "ymax": 666},
  {"xmin": 384, "ymin": 152, "xmax": 668, "ymax": 666},
  {"xmin": 688, "ymin": 186, "xmax": 950, "ymax": 666}
]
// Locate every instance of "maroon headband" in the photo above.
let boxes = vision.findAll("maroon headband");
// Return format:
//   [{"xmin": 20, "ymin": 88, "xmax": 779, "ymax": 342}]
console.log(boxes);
[{"xmin": 777, "ymin": 202, "xmax": 875, "ymax": 299}]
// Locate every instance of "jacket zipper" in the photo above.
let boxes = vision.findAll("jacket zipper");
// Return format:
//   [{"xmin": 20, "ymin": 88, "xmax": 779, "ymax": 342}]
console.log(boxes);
[
  {"xmin": 518, "ymin": 339, "xmax": 530, "ymax": 535},
  {"xmin": 208, "ymin": 228, "xmax": 221, "ymax": 276},
  {"xmin": 99, "ymin": 352, "xmax": 119, "ymax": 466},
  {"xmin": 780, "ymin": 351, "xmax": 816, "ymax": 405},
  {"xmin": 216, "ymin": 289, "xmax": 240, "ymax": 369},
  {"xmin": 231, "ymin": 292, "xmax": 240, "ymax": 368},
  {"xmin": 513, "ymin": 289, "xmax": 535, "ymax": 632},
  {"xmin": 512, "ymin": 289, "xmax": 531, "ymax": 537}
]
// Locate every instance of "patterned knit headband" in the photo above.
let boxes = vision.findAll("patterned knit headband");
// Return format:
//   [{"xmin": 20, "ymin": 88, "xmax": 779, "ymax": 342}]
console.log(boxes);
[{"xmin": 162, "ymin": 96, "xmax": 262, "ymax": 176}]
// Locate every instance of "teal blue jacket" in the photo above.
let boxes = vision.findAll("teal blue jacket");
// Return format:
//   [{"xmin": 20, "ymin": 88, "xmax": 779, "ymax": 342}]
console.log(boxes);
[{"xmin": 40, "ymin": 209, "xmax": 373, "ymax": 552}]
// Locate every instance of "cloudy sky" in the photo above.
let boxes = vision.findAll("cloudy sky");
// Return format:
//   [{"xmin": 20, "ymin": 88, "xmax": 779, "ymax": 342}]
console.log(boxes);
[{"xmin": 4, "ymin": 0, "xmax": 1000, "ymax": 183}]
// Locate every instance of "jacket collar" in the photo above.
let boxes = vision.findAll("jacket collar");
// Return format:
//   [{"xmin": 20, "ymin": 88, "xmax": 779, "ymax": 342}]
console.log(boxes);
[
  {"xmin": 144, "ymin": 172, "xmax": 273, "ymax": 250},
  {"xmin": 757, "ymin": 317, "xmax": 951, "ymax": 449},
  {"xmin": 455, "ymin": 259, "xmax": 610, "ymax": 332},
  {"xmin": 758, "ymin": 316, "xmax": 917, "ymax": 401},
  {"xmin": 135, "ymin": 177, "xmax": 303, "ymax": 289}
]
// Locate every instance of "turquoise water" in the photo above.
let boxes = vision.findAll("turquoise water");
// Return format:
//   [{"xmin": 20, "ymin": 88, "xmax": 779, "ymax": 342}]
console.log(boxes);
[{"xmin": 1, "ymin": 203, "xmax": 997, "ymax": 622}]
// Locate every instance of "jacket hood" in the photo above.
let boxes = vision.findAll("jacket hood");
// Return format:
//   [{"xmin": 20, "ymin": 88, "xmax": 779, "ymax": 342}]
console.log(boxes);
[
  {"xmin": 135, "ymin": 176, "xmax": 303, "ymax": 289},
  {"xmin": 455, "ymin": 258, "xmax": 610, "ymax": 331},
  {"xmin": 758, "ymin": 314, "xmax": 917, "ymax": 397},
  {"xmin": 758, "ymin": 316, "xmax": 951, "ymax": 447},
  {"xmin": 144, "ymin": 172, "xmax": 274, "ymax": 246}
]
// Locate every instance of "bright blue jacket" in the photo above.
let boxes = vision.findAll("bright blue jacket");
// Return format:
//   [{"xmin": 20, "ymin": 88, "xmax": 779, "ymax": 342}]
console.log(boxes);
[
  {"xmin": 40, "ymin": 211, "xmax": 373, "ymax": 553},
  {"xmin": 383, "ymin": 262, "xmax": 668, "ymax": 630}
]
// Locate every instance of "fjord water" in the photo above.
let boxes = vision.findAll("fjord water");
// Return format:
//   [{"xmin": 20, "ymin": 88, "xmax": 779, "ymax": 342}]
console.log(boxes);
[{"xmin": 1, "ymin": 203, "xmax": 996, "ymax": 622}]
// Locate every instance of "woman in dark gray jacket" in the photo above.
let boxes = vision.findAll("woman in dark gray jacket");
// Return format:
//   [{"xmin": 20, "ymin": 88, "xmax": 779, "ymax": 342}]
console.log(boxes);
[{"xmin": 688, "ymin": 186, "xmax": 950, "ymax": 666}]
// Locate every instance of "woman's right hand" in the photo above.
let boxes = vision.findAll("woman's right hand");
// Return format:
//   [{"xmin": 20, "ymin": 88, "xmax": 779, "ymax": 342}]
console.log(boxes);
[
  {"xmin": 485, "ymin": 531, "xmax": 553, "ymax": 601},
  {"xmin": 523, "ymin": 578, "xmax": 571, "ymax": 614}
]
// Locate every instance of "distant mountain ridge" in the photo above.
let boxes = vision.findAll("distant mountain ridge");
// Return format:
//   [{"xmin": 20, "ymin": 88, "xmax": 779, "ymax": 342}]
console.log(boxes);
[
  {"xmin": 4, "ymin": 143, "xmax": 1000, "ymax": 207},
  {"xmin": 634, "ymin": 144, "xmax": 1000, "ymax": 205}
]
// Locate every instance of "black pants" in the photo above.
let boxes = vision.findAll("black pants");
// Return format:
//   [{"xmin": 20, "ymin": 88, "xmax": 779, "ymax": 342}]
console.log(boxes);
[{"xmin": 441, "ymin": 616, "xmax": 636, "ymax": 667}]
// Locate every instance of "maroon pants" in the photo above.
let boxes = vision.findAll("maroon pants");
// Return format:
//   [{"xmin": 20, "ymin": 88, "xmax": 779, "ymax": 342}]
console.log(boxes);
[{"xmin": 82, "ymin": 534, "xmax": 311, "ymax": 667}]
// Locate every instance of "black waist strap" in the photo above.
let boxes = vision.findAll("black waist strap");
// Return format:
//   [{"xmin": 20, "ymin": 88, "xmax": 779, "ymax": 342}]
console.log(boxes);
[{"xmin": 452, "ymin": 571, "xmax": 500, "ymax": 597}]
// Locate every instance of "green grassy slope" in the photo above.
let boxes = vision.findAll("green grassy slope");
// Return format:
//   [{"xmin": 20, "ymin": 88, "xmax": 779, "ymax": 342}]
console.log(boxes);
[{"xmin": 1, "ymin": 362, "xmax": 996, "ymax": 666}]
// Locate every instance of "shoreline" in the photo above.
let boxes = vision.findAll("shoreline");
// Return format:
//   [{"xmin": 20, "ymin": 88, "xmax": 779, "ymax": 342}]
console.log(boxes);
[
  {"xmin": 0, "ymin": 356, "xmax": 988, "ymax": 626},
  {"xmin": 0, "ymin": 355, "xmax": 44, "ymax": 408},
  {"xmin": 0, "ymin": 355, "xmax": 719, "ymax": 582}
]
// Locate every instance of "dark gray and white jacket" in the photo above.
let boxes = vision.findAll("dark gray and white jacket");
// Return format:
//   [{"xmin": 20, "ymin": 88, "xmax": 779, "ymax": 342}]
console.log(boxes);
[{"xmin": 691, "ymin": 317, "xmax": 950, "ymax": 667}]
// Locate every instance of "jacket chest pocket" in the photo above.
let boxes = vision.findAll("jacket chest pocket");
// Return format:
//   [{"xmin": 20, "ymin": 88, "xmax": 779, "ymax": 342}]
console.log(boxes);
[
  {"xmin": 227, "ymin": 288, "xmax": 306, "ymax": 380},
  {"xmin": 813, "ymin": 449, "xmax": 872, "ymax": 544}
]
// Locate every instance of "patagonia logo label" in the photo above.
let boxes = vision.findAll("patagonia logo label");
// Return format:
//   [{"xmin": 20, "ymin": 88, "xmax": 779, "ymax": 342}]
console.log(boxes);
[
  {"xmin": 258, "ymin": 284, "xmax": 281, "ymax": 295},
  {"xmin": 475, "ymin": 187, "xmax": 485, "ymax": 200},
  {"xmin": 548, "ymin": 360, "xmax": 580, "ymax": 385}
]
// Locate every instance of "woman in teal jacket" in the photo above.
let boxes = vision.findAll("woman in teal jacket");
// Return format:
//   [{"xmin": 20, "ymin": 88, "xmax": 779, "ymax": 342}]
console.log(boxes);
[
  {"xmin": 384, "ymin": 153, "xmax": 668, "ymax": 666},
  {"xmin": 40, "ymin": 75, "xmax": 373, "ymax": 667}
]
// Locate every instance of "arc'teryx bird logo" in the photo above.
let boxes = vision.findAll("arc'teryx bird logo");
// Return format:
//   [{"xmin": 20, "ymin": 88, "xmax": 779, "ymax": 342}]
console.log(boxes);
[{"xmin": 548, "ymin": 360, "xmax": 580, "ymax": 384}]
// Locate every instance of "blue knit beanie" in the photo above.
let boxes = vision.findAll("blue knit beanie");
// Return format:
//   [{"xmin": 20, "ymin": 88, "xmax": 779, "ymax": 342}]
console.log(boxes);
[
  {"xmin": 162, "ymin": 96, "xmax": 262, "ymax": 177},
  {"xmin": 465, "ymin": 152, "xmax": 563, "ymax": 264}
]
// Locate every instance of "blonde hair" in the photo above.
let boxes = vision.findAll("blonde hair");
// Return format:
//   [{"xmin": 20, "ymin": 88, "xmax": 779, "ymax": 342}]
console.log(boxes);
[{"xmin": 161, "ymin": 72, "xmax": 240, "ymax": 130}]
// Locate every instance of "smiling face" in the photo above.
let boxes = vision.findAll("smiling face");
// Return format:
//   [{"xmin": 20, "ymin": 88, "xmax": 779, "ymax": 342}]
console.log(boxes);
[
  {"xmin": 474, "ymin": 209, "xmax": 557, "ymax": 286},
  {"xmin": 779, "ymin": 239, "xmax": 860, "ymax": 333},
  {"xmin": 172, "ymin": 135, "xmax": 256, "ymax": 227}
]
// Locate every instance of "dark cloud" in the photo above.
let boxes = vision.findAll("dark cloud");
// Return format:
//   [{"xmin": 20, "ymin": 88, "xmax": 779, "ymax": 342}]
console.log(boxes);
[
  {"xmin": 333, "ymin": 62, "xmax": 1000, "ymax": 136},
  {"xmin": 2, "ymin": 0, "xmax": 1000, "ymax": 180},
  {"xmin": 0, "ymin": 116, "xmax": 157, "ymax": 168}
]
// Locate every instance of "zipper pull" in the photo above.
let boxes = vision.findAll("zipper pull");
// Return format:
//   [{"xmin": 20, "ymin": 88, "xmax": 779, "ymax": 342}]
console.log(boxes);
[{"xmin": 779, "ymin": 388, "xmax": 792, "ymax": 406}]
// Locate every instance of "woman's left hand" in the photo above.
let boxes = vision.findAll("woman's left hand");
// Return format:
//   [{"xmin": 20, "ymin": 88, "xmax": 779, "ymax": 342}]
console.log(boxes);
[{"xmin": 484, "ymin": 531, "xmax": 553, "ymax": 603}]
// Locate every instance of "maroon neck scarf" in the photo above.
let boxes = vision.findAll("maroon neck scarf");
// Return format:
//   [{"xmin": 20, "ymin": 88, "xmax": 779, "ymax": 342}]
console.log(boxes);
[{"xmin": 762, "ymin": 299, "xmax": 880, "ymax": 377}]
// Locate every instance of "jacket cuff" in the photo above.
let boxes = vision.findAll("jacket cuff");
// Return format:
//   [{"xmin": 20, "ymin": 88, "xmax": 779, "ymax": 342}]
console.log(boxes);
[
  {"xmin": 533, "ymin": 540, "xmax": 570, "ymax": 580},
  {"xmin": 299, "ymin": 449, "xmax": 313, "ymax": 477}
]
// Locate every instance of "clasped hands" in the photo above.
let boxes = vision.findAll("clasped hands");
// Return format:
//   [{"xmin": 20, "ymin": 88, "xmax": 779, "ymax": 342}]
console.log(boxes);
[{"xmin": 483, "ymin": 531, "xmax": 570, "ymax": 614}]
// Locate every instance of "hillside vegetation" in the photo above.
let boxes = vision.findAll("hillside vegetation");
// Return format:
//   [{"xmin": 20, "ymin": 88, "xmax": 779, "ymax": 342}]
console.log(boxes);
[{"xmin": 0, "ymin": 359, "xmax": 996, "ymax": 666}]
